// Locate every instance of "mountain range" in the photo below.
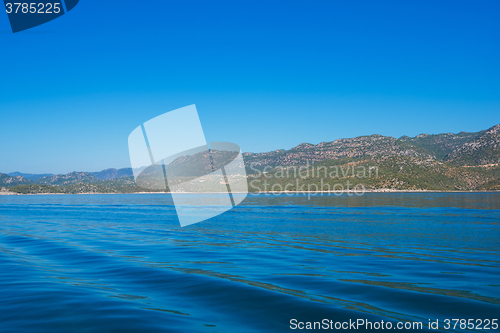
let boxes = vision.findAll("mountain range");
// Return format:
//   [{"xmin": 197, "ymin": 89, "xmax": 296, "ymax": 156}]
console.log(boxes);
[
  {"xmin": 7, "ymin": 168, "xmax": 134, "ymax": 182},
  {"xmin": 1, "ymin": 123, "xmax": 499, "ymax": 194},
  {"xmin": 243, "ymin": 124, "xmax": 500, "ymax": 167}
]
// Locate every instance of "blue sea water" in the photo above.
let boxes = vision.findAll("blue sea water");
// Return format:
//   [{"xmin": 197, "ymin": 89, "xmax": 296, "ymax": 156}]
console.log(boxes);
[{"xmin": 0, "ymin": 193, "xmax": 499, "ymax": 332}]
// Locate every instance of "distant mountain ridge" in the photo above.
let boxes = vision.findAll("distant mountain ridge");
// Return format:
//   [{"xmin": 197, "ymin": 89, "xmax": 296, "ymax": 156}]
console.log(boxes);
[
  {"xmin": 398, "ymin": 131, "xmax": 483, "ymax": 160},
  {"xmin": 35, "ymin": 172, "xmax": 101, "ymax": 186},
  {"xmin": 7, "ymin": 172, "xmax": 53, "ymax": 181},
  {"xmin": 1, "ymin": 124, "xmax": 499, "ymax": 193},
  {"xmin": 91, "ymin": 168, "xmax": 133, "ymax": 180},
  {"xmin": 243, "ymin": 134, "xmax": 433, "ymax": 167},
  {"xmin": 443, "ymin": 124, "xmax": 500, "ymax": 166},
  {"xmin": 243, "ymin": 124, "xmax": 499, "ymax": 168}
]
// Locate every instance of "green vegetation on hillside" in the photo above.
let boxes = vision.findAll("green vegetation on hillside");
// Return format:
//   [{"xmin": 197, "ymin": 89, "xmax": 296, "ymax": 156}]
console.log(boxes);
[
  {"xmin": 10, "ymin": 185, "xmax": 63, "ymax": 194},
  {"xmin": 1, "ymin": 124, "xmax": 499, "ymax": 193},
  {"xmin": 246, "ymin": 156, "xmax": 500, "ymax": 192}
]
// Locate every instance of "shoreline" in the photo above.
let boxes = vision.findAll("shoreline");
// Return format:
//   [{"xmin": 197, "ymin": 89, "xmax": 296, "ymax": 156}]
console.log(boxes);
[{"xmin": 1, "ymin": 189, "xmax": 499, "ymax": 196}]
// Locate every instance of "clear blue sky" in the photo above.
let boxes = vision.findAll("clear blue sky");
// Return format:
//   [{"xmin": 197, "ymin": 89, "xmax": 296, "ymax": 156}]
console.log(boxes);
[{"xmin": 1, "ymin": 0, "xmax": 499, "ymax": 174}]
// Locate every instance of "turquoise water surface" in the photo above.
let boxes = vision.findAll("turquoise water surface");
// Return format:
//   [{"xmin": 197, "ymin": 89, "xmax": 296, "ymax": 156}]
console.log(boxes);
[{"xmin": 0, "ymin": 193, "xmax": 499, "ymax": 332}]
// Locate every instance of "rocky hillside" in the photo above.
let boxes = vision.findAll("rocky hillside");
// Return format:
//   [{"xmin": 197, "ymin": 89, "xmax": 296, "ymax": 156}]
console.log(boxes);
[
  {"xmin": 398, "ymin": 131, "xmax": 482, "ymax": 160},
  {"xmin": 242, "ymin": 123, "xmax": 500, "ymax": 191},
  {"xmin": 1, "ymin": 123, "xmax": 499, "ymax": 193},
  {"xmin": 0, "ymin": 173, "xmax": 31, "ymax": 187},
  {"xmin": 35, "ymin": 172, "xmax": 100, "ymax": 186},
  {"xmin": 244, "ymin": 135, "xmax": 433, "ymax": 167},
  {"xmin": 443, "ymin": 124, "xmax": 500, "ymax": 166},
  {"xmin": 244, "ymin": 124, "xmax": 500, "ymax": 168}
]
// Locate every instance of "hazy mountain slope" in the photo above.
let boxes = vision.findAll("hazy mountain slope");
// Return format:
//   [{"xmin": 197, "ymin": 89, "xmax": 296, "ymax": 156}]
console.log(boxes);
[
  {"xmin": 7, "ymin": 172, "xmax": 53, "ymax": 180},
  {"xmin": 91, "ymin": 168, "xmax": 133, "ymax": 180}
]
